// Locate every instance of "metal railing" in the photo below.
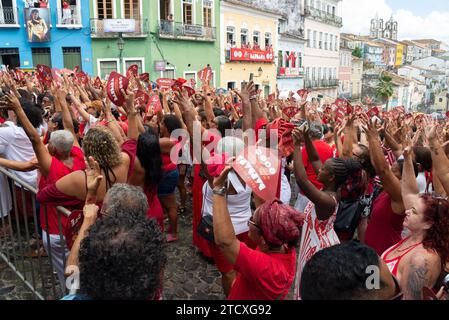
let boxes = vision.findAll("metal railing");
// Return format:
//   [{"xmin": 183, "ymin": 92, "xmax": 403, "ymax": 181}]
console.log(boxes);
[
  {"xmin": 90, "ymin": 18, "xmax": 149, "ymax": 38},
  {"xmin": 57, "ymin": 5, "xmax": 82, "ymax": 26},
  {"xmin": 305, "ymin": 79, "xmax": 339, "ymax": 88},
  {"xmin": 0, "ymin": 7, "xmax": 18, "ymax": 25},
  {"xmin": 0, "ymin": 166, "xmax": 71, "ymax": 300},
  {"xmin": 304, "ymin": 6, "xmax": 343, "ymax": 28},
  {"xmin": 158, "ymin": 20, "xmax": 216, "ymax": 41}
]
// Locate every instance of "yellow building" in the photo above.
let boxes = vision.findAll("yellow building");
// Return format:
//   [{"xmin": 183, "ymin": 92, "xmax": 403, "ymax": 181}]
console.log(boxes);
[
  {"xmin": 395, "ymin": 43, "xmax": 404, "ymax": 66},
  {"xmin": 220, "ymin": 0, "xmax": 281, "ymax": 97}
]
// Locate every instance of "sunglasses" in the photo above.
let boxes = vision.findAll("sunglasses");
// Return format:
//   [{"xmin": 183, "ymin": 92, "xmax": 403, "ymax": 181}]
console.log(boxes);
[{"xmin": 247, "ymin": 216, "xmax": 263, "ymax": 235}]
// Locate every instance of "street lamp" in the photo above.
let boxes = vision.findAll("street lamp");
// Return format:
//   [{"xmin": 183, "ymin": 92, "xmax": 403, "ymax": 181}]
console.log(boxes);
[
  {"xmin": 257, "ymin": 67, "xmax": 263, "ymax": 77},
  {"xmin": 117, "ymin": 33, "xmax": 125, "ymax": 59}
]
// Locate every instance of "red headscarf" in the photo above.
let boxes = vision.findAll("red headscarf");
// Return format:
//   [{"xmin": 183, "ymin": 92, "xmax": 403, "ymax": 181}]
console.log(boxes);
[{"xmin": 258, "ymin": 199, "xmax": 305, "ymax": 247}]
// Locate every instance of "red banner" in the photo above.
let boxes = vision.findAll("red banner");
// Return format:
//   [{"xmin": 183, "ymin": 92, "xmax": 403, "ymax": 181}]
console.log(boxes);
[
  {"xmin": 230, "ymin": 48, "xmax": 274, "ymax": 63},
  {"xmin": 198, "ymin": 66, "xmax": 213, "ymax": 84},
  {"xmin": 232, "ymin": 146, "xmax": 280, "ymax": 202},
  {"xmin": 282, "ymin": 106, "xmax": 300, "ymax": 119},
  {"xmin": 36, "ymin": 64, "xmax": 52, "ymax": 87},
  {"xmin": 106, "ymin": 71, "xmax": 129, "ymax": 106},
  {"xmin": 148, "ymin": 94, "xmax": 162, "ymax": 113},
  {"xmin": 135, "ymin": 90, "xmax": 150, "ymax": 109},
  {"xmin": 156, "ymin": 78, "xmax": 175, "ymax": 90}
]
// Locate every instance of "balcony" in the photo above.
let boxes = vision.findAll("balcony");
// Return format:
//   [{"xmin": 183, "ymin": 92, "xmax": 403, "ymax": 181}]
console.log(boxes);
[
  {"xmin": 0, "ymin": 7, "xmax": 19, "ymax": 27},
  {"xmin": 277, "ymin": 67, "xmax": 304, "ymax": 78},
  {"xmin": 57, "ymin": 5, "xmax": 82, "ymax": 28},
  {"xmin": 305, "ymin": 79, "xmax": 339, "ymax": 89},
  {"xmin": 90, "ymin": 19, "xmax": 149, "ymax": 38},
  {"xmin": 304, "ymin": 6, "xmax": 343, "ymax": 28},
  {"xmin": 157, "ymin": 20, "xmax": 216, "ymax": 42}
]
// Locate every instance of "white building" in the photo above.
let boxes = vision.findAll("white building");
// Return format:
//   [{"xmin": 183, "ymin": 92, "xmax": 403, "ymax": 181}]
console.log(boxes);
[
  {"xmin": 412, "ymin": 56, "xmax": 449, "ymax": 75},
  {"xmin": 302, "ymin": 0, "xmax": 342, "ymax": 102},
  {"xmin": 401, "ymin": 40, "xmax": 432, "ymax": 63}
]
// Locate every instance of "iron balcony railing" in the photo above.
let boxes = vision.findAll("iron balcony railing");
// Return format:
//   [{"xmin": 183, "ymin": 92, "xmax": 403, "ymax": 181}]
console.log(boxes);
[
  {"xmin": 57, "ymin": 5, "xmax": 82, "ymax": 27},
  {"xmin": 90, "ymin": 18, "xmax": 149, "ymax": 38},
  {"xmin": 304, "ymin": 6, "xmax": 343, "ymax": 28},
  {"xmin": 0, "ymin": 7, "xmax": 19, "ymax": 25},
  {"xmin": 305, "ymin": 79, "xmax": 339, "ymax": 89},
  {"xmin": 158, "ymin": 20, "xmax": 216, "ymax": 42}
]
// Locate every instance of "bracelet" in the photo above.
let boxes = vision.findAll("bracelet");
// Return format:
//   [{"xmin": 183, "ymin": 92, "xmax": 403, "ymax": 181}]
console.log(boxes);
[{"xmin": 213, "ymin": 186, "xmax": 227, "ymax": 196}]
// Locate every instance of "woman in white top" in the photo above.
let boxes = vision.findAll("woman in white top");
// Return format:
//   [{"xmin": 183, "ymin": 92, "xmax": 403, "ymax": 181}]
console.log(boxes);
[
  {"xmin": 201, "ymin": 136, "xmax": 254, "ymax": 296},
  {"xmin": 292, "ymin": 127, "xmax": 363, "ymax": 300}
]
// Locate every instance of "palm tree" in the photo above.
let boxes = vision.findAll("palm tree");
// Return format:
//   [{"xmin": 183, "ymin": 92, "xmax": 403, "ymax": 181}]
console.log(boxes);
[{"xmin": 376, "ymin": 74, "xmax": 394, "ymax": 109}]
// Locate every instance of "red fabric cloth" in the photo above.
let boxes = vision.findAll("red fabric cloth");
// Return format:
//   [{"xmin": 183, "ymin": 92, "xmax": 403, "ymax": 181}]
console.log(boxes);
[
  {"xmin": 192, "ymin": 164, "xmax": 213, "ymax": 258},
  {"xmin": 301, "ymin": 140, "xmax": 333, "ymax": 192},
  {"xmin": 255, "ymin": 117, "xmax": 268, "ymax": 142},
  {"xmin": 144, "ymin": 186, "xmax": 164, "ymax": 232},
  {"xmin": 121, "ymin": 139, "xmax": 137, "ymax": 178},
  {"xmin": 228, "ymin": 242, "xmax": 296, "ymax": 300},
  {"xmin": 364, "ymin": 192, "xmax": 405, "ymax": 255},
  {"xmin": 208, "ymin": 232, "xmax": 256, "ymax": 273},
  {"xmin": 38, "ymin": 146, "xmax": 86, "ymax": 234},
  {"xmin": 161, "ymin": 140, "xmax": 179, "ymax": 172}
]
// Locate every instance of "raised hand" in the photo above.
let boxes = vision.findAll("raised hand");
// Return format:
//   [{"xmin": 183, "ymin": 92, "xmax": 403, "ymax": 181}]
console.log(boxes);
[{"xmin": 86, "ymin": 156, "xmax": 103, "ymax": 196}]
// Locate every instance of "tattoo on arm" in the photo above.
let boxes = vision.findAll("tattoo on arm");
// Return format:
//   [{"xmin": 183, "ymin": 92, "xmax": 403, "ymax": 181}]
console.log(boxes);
[{"xmin": 404, "ymin": 259, "xmax": 429, "ymax": 300}]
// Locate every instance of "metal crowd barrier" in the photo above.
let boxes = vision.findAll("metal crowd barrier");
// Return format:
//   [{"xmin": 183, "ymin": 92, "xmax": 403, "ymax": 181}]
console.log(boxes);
[{"xmin": 0, "ymin": 166, "xmax": 71, "ymax": 300}]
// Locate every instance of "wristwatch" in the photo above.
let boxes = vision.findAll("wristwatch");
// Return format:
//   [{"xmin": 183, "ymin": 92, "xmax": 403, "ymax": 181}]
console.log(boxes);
[{"xmin": 213, "ymin": 186, "xmax": 227, "ymax": 196}]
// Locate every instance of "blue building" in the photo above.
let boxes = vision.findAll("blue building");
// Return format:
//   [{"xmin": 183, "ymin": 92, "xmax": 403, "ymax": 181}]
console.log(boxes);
[{"xmin": 0, "ymin": 0, "xmax": 93, "ymax": 74}]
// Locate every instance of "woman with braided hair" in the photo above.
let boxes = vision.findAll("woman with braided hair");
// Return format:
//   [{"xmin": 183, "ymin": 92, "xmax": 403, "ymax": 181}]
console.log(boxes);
[
  {"xmin": 292, "ymin": 127, "xmax": 361, "ymax": 299},
  {"xmin": 37, "ymin": 89, "xmax": 139, "ymax": 210}
]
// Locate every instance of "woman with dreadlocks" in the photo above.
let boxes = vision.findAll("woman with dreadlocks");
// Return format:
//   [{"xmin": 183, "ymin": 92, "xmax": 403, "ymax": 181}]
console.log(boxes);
[
  {"xmin": 37, "ymin": 89, "xmax": 139, "ymax": 210},
  {"xmin": 292, "ymin": 127, "xmax": 362, "ymax": 300}
]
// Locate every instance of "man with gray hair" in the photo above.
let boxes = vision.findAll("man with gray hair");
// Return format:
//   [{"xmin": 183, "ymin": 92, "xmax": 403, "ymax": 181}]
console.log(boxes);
[
  {"xmin": 101, "ymin": 183, "xmax": 149, "ymax": 218},
  {"xmin": 294, "ymin": 122, "xmax": 334, "ymax": 213},
  {"xmin": 48, "ymin": 130, "xmax": 74, "ymax": 160}
]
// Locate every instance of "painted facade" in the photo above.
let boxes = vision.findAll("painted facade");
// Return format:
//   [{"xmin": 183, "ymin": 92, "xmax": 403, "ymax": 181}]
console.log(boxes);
[
  {"xmin": 350, "ymin": 56, "xmax": 363, "ymax": 101},
  {"xmin": 338, "ymin": 46, "xmax": 351, "ymax": 98},
  {"xmin": 220, "ymin": 0, "xmax": 280, "ymax": 97},
  {"xmin": 0, "ymin": 0, "xmax": 93, "ymax": 73}
]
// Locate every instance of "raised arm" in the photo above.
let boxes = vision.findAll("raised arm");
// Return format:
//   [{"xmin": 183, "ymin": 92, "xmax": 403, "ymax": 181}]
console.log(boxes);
[
  {"xmin": 292, "ymin": 129, "xmax": 336, "ymax": 220},
  {"xmin": 236, "ymin": 83, "xmax": 253, "ymax": 133},
  {"xmin": 303, "ymin": 128, "xmax": 322, "ymax": 174},
  {"xmin": 362, "ymin": 114, "xmax": 404, "ymax": 214},
  {"xmin": 426, "ymin": 124, "xmax": 449, "ymax": 195},
  {"xmin": 122, "ymin": 89, "xmax": 138, "ymax": 141},
  {"xmin": 5, "ymin": 92, "xmax": 52, "ymax": 177},
  {"xmin": 401, "ymin": 145, "xmax": 420, "ymax": 210},
  {"xmin": 0, "ymin": 157, "xmax": 37, "ymax": 172},
  {"xmin": 56, "ymin": 87, "xmax": 80, "ymax": 148}
]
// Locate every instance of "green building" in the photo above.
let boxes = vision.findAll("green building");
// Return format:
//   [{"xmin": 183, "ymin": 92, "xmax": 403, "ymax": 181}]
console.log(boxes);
[{"xmin": 89, "ymin": 0, "xmax": 220, "ymax": 86}]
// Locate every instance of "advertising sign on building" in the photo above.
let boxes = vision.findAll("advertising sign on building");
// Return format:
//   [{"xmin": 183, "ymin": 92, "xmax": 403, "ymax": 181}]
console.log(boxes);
[
  {"xmin": 104, "ymin": 19, "xmax": 136, "ymax": 33},
  {"xmin": 230, "ymin": 48, "xmax": 274, "ymax": 63},
  {"xmin": 184, "ymin": 25, "xmax": 204, "ymax": 37},
  {"xmin": 25, "ymin": 8, "xmax": 51, "ymax": 42}
]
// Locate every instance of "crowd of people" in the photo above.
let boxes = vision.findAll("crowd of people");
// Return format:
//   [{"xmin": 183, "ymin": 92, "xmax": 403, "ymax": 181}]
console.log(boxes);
[{"xmin": 1, "ymin": 64, "xmax": 449, "ymax": 300}]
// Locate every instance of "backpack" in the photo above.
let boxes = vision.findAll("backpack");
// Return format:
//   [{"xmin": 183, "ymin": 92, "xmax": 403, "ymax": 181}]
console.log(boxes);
[{"xmin": 334, "ymin": 197, "xmax": 368, "ymax": 235}]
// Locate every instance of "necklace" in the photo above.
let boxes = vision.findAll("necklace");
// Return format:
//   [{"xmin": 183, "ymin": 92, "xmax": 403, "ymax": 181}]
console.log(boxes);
[{"xmin": 396, "ymin": 239, "xmax": 422, "ymax": 253}]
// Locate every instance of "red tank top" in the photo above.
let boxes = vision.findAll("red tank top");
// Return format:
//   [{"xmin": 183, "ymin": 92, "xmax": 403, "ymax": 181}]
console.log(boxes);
[{"xmin": 381, "ymin": 237, "xmax": 422, "ymax": 276}]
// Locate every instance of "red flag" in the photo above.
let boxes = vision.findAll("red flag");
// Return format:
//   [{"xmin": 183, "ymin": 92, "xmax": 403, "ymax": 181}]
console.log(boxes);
[
  {"xmin": 367, "ymin": 106, "xmax": 380, "ymax": 118},
  {"xmin": 134, "ymin": 90, "xmax": 150, "ymax": 109},
  {"xmin": 335, "ymin": 106, "xmax": 346, "ymax": 124},
  {"xmin": 93, "ymin": 76, "xmax": 102, "ymax": 89},
  {"xmin": 139, "ymin": 73, "xmax": 149, "ymax": 82},
  {"xmin": 127, "ymin": 64, "xmax": 139, "ymax": 78},
  {"xmin": 106, "ymin": 71, "xmax": 129, "ymax": 106},
  {"xmin": 148, "ymin": 94, "xmax": 162, "ymax": 113},
  {"xmin": 197, "ymin": 66, "xmax": 213, "ymax": 84},
  {"xmin": 297, "ymin": 89, "xmax": 309, "ymax": 100},
  {"xmin": 36, "ymin": 64, "xmax": 53, "ymax": 87},
  {"xmin": 282, "ymin": 106, "xmax": 300, "ymax": 119},
  {"xmin": 76, "ymin": 71, "xmax": 88, "ymax": 85},
  {"xmin": 232, "ymin": 146, "xmax": 281, "ymax": 202},
  {"xmin": 156, "ymin": 78, "xmax": 175, "ymax": 90}
]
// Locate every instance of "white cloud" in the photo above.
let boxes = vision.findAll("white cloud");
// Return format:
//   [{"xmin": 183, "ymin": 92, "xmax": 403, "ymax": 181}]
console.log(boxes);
[{"xmin": 341, "ymin": 0, "xmax": 449, "ymax": 45}]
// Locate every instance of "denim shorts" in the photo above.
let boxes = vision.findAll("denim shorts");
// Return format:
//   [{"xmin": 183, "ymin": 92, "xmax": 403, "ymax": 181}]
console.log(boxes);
[{"xmin": 157, "ymin": 169, "xmax": 180, "ymax": 196}]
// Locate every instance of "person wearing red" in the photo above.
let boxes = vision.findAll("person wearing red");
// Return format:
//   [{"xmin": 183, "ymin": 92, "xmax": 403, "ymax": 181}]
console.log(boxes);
[
  {"xmin": 294, "ymin": 123, "xmax": 334, "ymax": 213},
  {"xmin": 4, "ymin": 90, "xmax": 86, "ymax": 290},
  {"xmin": 211, "ymin": 163, "xmax": 305, "ymax": 300}
]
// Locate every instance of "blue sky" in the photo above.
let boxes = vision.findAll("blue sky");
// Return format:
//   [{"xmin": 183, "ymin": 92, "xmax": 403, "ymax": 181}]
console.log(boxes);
[
  {"xmin": 342, "ymin": 0, "xmax": 449, "ymax": 44},
  {"xmin": 388, "ymin": 0, "xmax": 449, "ymax": 16}
]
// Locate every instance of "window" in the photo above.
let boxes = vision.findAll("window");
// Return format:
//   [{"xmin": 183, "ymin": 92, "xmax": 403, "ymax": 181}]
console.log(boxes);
[
  {"xmin": 0, "ymin": 48, "xmax": 20, "ymax": 69},
  {"xmin": 203, "ymin": 0, "xmax": 212, "ymax": 27},
  {"xmin": 264, "ymin": 32, "xmax": 271, "ymax": 48},
  {"xmin": 440, "ymin": 98, "xmax": 443, "ymax": 103},
  {"xmin": 318, "ymin": 67, "xmax": 321, "ymax": 80},
  {"xmin": 312, "ymin": 67, "xmax": 316, "ymax": 80},
  {"xmin": 278, "ymin": 50, "xmax": 283, "ymax": 68},
  {"xmin": 241, "ymin": 28, "xmax": 248, "ymax": 46},
  {"xmin": 324, "ymin": 33, "xmax": 328, "ymax": 50},
  {"xmin": 32, "ymin": 48, "xmax": 51, "ymax": 68},
  {"xmin": 183, "ymin": 0, "xmax": 192, "ymax": 25},
  {"xmin": 0, "ymin": 0, "xmax": 18, "ymax": 25},
  {"xmin": 97, "ymin": 0, "xmax": 113, "ymax": 19},
  {"xmin": 58, "ymin": 0, "xmax": 82, "ymax": 26},
  {"xmin": 253, "ymin": 31, "xmax": 260, "ymax": 45},
  {"xmin": 160, "ymin": 0, "xmax": 171, "ymax": 21},
  {"xmin": 335, "ymin": 36, "xmax": 338, "ymax": 51},
  {"xmin": 124, "ymin": 0, "xmax": 140, "ymax": 19},
  {"xmin": 162, "ymin": 67, "xmax": 175, "ymax": 78},
  {"xmin": 123, "ymin": 58, "xmax": 143, "ymax": 74},
  {"xmin": 184, "ymin": 71, "xmax": 196, "ymax": 87},
  {"xmin": 226, "ymin": 26, "xmax": 235, "ymax": 44},
  {"xmin": 307, "ymin": 29, "xmax": 311, "ymax": 47},
  {"xmin": 323, "ymin": 68, "xmax": 327, "ymax": 80},
  {"xmin": 330, "ymin": 35, "xmax": 333, "ymax": 51},
  {"xmin": 99, "ymin": 59, "xmax": 118, "ymax": 79},
  {"xmin": 319, "ymin": 32, "xmax": 322, "ymax": 49},
  {"xmin": 313, "ymin": 31, "xmax": 317, "ymax": 48},
  {"xmin": 306, "ymin": 67, "xmax": 310, "ymax": 80},
  {"xmin": 62, "ymin": 47, "xmax": 81, "ymax": 70}
]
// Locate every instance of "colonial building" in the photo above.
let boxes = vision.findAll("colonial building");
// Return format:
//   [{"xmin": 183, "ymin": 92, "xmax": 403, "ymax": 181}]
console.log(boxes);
[
  {"xmin": 302, "ymin": 0, "xmax": 342, "ymax": 101},
  {"xmin": 338, "ymin": 45, "xmax": 352, "ymax": 99},
  {"xmin": 0, "ymin": 0, "xmax": 93, "ymax": 73},
  {"xmin": 220, "ymin": 0, "xmax": 280, "ymax": 96},
  {"xmin": 370, "ymin": 14, "xmax": 398, "ymax": 41},
  {"xmin": 350, "ymin": 56, "xmax": 363, "ymax": 102}
]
